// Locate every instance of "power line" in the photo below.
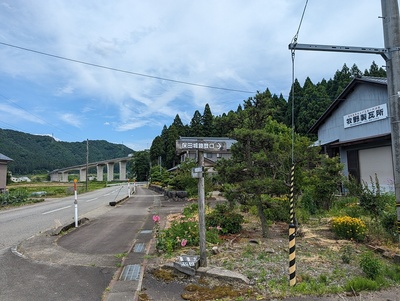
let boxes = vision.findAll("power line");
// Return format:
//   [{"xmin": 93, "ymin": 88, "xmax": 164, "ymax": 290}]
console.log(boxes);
[
  {"xmin": 0, "ymin": 41, "xmax": 256, "ymax": 94},
  {"xmin": 0, "ymin": 92, "xmax": 77, "ymax": 139}
]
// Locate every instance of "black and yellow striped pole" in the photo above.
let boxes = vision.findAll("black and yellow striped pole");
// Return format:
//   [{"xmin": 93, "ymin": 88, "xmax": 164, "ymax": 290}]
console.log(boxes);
[
  {"xmin": 289, "ymin": 164, "xmax": 296, "ymax": 286},
  {"xmin": 397, "ymin": 203, "xmax": 400, "ymax": 239}
]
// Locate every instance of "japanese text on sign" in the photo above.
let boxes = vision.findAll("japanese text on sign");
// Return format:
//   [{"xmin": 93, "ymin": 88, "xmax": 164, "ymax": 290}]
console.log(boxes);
[
  {"xmin": 176, "ymin": 140, "xmax": 226, "ymax": 152},
  {"xmin": 343, "ymin": 103, "xmax": 388, "ymax": 129}
]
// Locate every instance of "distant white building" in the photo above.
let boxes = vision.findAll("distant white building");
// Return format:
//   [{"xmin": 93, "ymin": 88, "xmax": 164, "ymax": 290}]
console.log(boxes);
[
  {"xmin": 309, "ymin": 77, "xmax": 393, "ymax": 192},
  {"xmin": 11, "ymin": 176, "xmax": 31, "ymax": 183}
]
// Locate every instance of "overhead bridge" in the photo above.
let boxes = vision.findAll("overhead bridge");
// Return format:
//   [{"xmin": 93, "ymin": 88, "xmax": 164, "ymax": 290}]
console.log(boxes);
[{"xmin": 48, "ymin": 156, "xmax": 132, "ymax": 182}]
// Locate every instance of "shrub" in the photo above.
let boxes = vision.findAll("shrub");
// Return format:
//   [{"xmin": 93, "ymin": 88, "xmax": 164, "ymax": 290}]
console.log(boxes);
[
  {"xmin": 299, "ymin": 188, "xmax": 317, "ymax": 215},
  {"xmin": 380, "ymin": 209, "xmax": 399, "ymax": 241},
  {"xmin": 206, "ymin": 202, "xmax": 244, "ymax": 235},
  {"xmin": 156, "ymin": 217, "xmax": 220, "ymax": 254},
  {"xmin": 263, "ymin": 196, "xmax": 290, "ymax": 222},
  {"xmin": 358, "ymin": 175, "xmax": 394, "ymax": 220},
  {"xmin": 331, "ymin": 216, "xmax": 367, "ymax": 241},
  {"xmin": 359, "ymin": 251, "xmax": 382, "ymax": 280}
]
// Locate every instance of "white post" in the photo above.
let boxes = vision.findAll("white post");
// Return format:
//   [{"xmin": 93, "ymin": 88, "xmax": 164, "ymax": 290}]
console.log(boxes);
[
  {"xmin": 74, "ymin": 179, "xmax": 78, "ymax": 227},
  {"xmin": 128, "ymin": 179, "xmax": 130, "ymax": 197}
]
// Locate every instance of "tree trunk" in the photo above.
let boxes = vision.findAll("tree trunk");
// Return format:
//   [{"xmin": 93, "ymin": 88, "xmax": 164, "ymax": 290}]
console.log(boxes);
[{"xmin": 257, "ymin": 202, "xmax": 268, "ymax": 238}]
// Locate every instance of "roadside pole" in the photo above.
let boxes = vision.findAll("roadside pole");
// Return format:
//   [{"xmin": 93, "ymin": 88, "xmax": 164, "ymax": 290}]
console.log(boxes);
[
  {"xmin": 197, "ymin": 151, "xmax": 207, "ymax": 267},
  {"xmin": 74, "ymin": 179, "xmax": 78, "ymax": 227},
  {"xmin": 127, "ymin": 179, "xmax": 130, "ymax": 197}
]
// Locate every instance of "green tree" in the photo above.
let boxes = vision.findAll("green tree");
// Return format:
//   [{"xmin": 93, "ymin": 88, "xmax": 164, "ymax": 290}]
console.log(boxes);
[
  {"xmin": 149, "ymin": 164, "xmax": 169, "ymax": 186},
  {"xmin": 149, "ymin": 135, "xmax": 164, "ymax": 167},
  {"xmin": 189, "ymin": 110, "xmax": 203, "ymax": 136},
  {"xmin": 202, "ymin": 103, "xmax": 214, "ymax": 137},
  {"xmin": 131, "ymin": 150, "xmax": 150, "ymax": 181},
  {"xmin": 169, "ymin": 159, "xmax": 213, "ymax": 197},
  {"xmin": 304, "ymin": 155, "xmax": 344, "ymax": 211},
  {"xmin": 216, "ymin": 117, "xmax": 316, "ymax": 237},
  {"xmin": 364, "ymin": 61, "xmax": 386, "ymax": 77}
]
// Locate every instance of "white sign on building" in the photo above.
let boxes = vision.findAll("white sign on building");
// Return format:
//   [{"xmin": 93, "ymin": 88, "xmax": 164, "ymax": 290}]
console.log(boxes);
[{"xmin": 343, "ymin": 103, "xmax": 388, "ymax": 129}]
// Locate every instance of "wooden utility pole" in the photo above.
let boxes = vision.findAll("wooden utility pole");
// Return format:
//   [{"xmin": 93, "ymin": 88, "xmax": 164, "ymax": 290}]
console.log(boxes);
[
  {"xmin": 381, "ymin": 0, "xmax": 400, "ymax": 237},
  {"xmin": 289, "ymin": 0, "xmax": 400, "ymax": 239}
]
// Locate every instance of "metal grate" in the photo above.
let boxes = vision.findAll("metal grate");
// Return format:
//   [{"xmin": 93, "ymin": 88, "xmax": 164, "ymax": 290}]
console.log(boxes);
[
  {"xmin": 120, "ymin": 264, "xmax": 141, "ymax": 281},
  {"xmin": 140, "ymin": 229, "xmax": 152, "ymax": 234},
  {"xmin": 134, "ymin": 243, "xmax": 145, "ymax": 253}
]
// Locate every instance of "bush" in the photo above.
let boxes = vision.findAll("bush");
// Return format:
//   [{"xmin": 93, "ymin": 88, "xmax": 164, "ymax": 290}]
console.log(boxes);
[
  {"xmin": 299, "ymin": 188, "xmax": 317, "ymax": 215},
  {"xmin": 156, "ymin": 217, "xmax": 220, "ymax": 254},
  {"xmin": 358, "ymin": 175, "xmax": 394, "ymax": 220},
  {"xmin": 331, "ymin": 216, "xmax": 367, "ymax": 241},
  {"xmin": 206, "ymin": 202, "xmax": 244, "ymax": 235},
  {"xmin": 380, "ymin": 208, "xmax": 399, "ymax": 241},
  {"xmin": 359, "ymin": 251, "xmax": 382, "ymax": 280},
  {"xmin": 263, "ymin": 196, "xmax": 290, "ymax": 222}
]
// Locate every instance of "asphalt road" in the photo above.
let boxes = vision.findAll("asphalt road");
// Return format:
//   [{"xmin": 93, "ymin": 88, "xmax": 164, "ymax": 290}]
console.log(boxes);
[
  {"xmin": 0, "ymin": 184, "xmax": 129, "ymax": 251},
  {"xmin": 0, "ymin": 184, "xmax": 143, "ymax": 301}
]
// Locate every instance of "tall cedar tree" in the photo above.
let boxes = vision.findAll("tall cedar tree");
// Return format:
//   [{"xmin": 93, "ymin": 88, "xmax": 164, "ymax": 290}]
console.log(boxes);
[
  {"xmin": 189, "ymin": 110, "xmax": 203, "ymax": 136},
  {"xmin": 202, "ymin": 103, "xmax": 214, "ymax": 137}
]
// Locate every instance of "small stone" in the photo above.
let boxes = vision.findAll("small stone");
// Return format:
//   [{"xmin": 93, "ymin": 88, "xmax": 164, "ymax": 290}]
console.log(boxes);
[
  {"xmin": 212, "ymin": 246, "xmax": 220, "ymax": 254},
  {"xmin": 265, "ymin": 248, "xmax": 275, "ymax": 254}
]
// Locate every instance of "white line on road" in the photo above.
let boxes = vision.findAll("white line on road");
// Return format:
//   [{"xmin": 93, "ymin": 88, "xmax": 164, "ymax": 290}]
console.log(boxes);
[
  {"xmin": 85, "ymin": 198, "xmax": 98, "ymax": 203},
  {"xmin": 42, "ymin": 205, "xmax": 71, "ymax": 215}
]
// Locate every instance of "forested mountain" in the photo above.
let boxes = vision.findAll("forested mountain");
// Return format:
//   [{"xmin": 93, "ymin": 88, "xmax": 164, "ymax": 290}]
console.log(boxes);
[
  {"xmin": 0, "ymin": 129, "xmax": 133, "ymax": 175},
  {"xmin": 150, "ymin": 61, "xmax": 386, "ymax": 169}
]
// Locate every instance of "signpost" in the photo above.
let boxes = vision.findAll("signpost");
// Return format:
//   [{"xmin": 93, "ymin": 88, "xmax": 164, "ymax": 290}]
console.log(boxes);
[{"xmin": 176, "ymin": 138, "xmax": 228, "ymax": 267}]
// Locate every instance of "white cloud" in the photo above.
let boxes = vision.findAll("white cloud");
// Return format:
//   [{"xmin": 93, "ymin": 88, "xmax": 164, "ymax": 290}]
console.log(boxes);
[
  {"xmin": 0, "ymin": 0, "xmax": 386, "ymax": 150},
  {"xmin": 59, "ymin": 113, "xmax": 82, "ymax": 128}
]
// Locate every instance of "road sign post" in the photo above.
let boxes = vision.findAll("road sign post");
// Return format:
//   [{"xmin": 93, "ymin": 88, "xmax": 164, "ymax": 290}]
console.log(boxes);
[
  {"xmin": 176, "ymin": 138, "xmax": 227, "ymax": 267},
  {"xmin": 197, "ymin": 150, "xmax": 207, "ymax": 267},
  {"xmin": 73, "ymin": 179, "xmax": 78, "ymax": 227}
]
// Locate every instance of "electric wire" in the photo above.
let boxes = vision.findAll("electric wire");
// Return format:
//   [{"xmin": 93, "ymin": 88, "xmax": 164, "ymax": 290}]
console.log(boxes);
[
  {"xmin": 0, "ymin": 92, "xmax": 79, "ymax": 140},
  {"xmin": 0, "ymin": 41, "xmax": 255, "ymax": 94}
]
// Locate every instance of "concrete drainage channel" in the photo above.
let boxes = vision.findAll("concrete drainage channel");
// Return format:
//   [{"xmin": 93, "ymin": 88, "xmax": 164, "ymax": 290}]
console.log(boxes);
[{"xmin": 120, "ymin": 264, "xmax": 141, "ymax": 281}]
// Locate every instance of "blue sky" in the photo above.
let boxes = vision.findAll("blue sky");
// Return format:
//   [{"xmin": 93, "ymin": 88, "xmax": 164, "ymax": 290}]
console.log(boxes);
[{"xmin": 0, "ymin": 1, "xmax": 385, "ymax": 151}]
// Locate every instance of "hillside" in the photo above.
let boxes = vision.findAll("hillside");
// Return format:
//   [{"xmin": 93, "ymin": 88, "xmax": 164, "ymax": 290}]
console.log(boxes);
[{"xmin": 0, "ymin": 129, "xmax": 134, "ymax": 175}]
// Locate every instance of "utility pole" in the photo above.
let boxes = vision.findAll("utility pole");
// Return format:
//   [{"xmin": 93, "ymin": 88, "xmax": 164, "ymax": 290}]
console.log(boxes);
[
  {"xmin": 381, "ymin": 0, "xmax": 400, "ymax": 238},
  {"xmin": 289, "ymin": 0, "xmax": 400, "ymax": 239},
  {"xmin": 86, "ymin": 139, "xmax": 89, "ymax": 192}
]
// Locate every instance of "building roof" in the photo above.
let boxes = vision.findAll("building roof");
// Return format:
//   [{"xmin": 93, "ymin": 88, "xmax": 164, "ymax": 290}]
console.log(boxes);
[
  {"xmin": 308, "ymin": 76, "xmax": 387, "ymax": 134},
  {"xmin": 0, "ymin": 153, "xmax": 13, "ymax": 162}
]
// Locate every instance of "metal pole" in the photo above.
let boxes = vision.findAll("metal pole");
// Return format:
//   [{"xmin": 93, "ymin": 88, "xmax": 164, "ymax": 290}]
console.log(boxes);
[
  {"xmin": 86, "ymin": 139, "xmax": 89, "ymax": 192},
  {"xmin": 289, "ymin": 165, "xmax": 296, "ymax": 286},
  {"xmin": 381, "ymin": 0, "xmax": 400, "ymax": 240},
  {"xmin": 74, "ymin": 179, "xmax": 78, "ymax": 227},
  {"xmin": 198, "ymin": 150, "xmax": 207, "ymax": 267}
]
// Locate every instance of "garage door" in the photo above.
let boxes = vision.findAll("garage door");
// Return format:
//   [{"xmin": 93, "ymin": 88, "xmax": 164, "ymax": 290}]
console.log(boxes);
[{"xmin": 359, "ymin": 146, "xmax": 394, "ymax": 192}]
